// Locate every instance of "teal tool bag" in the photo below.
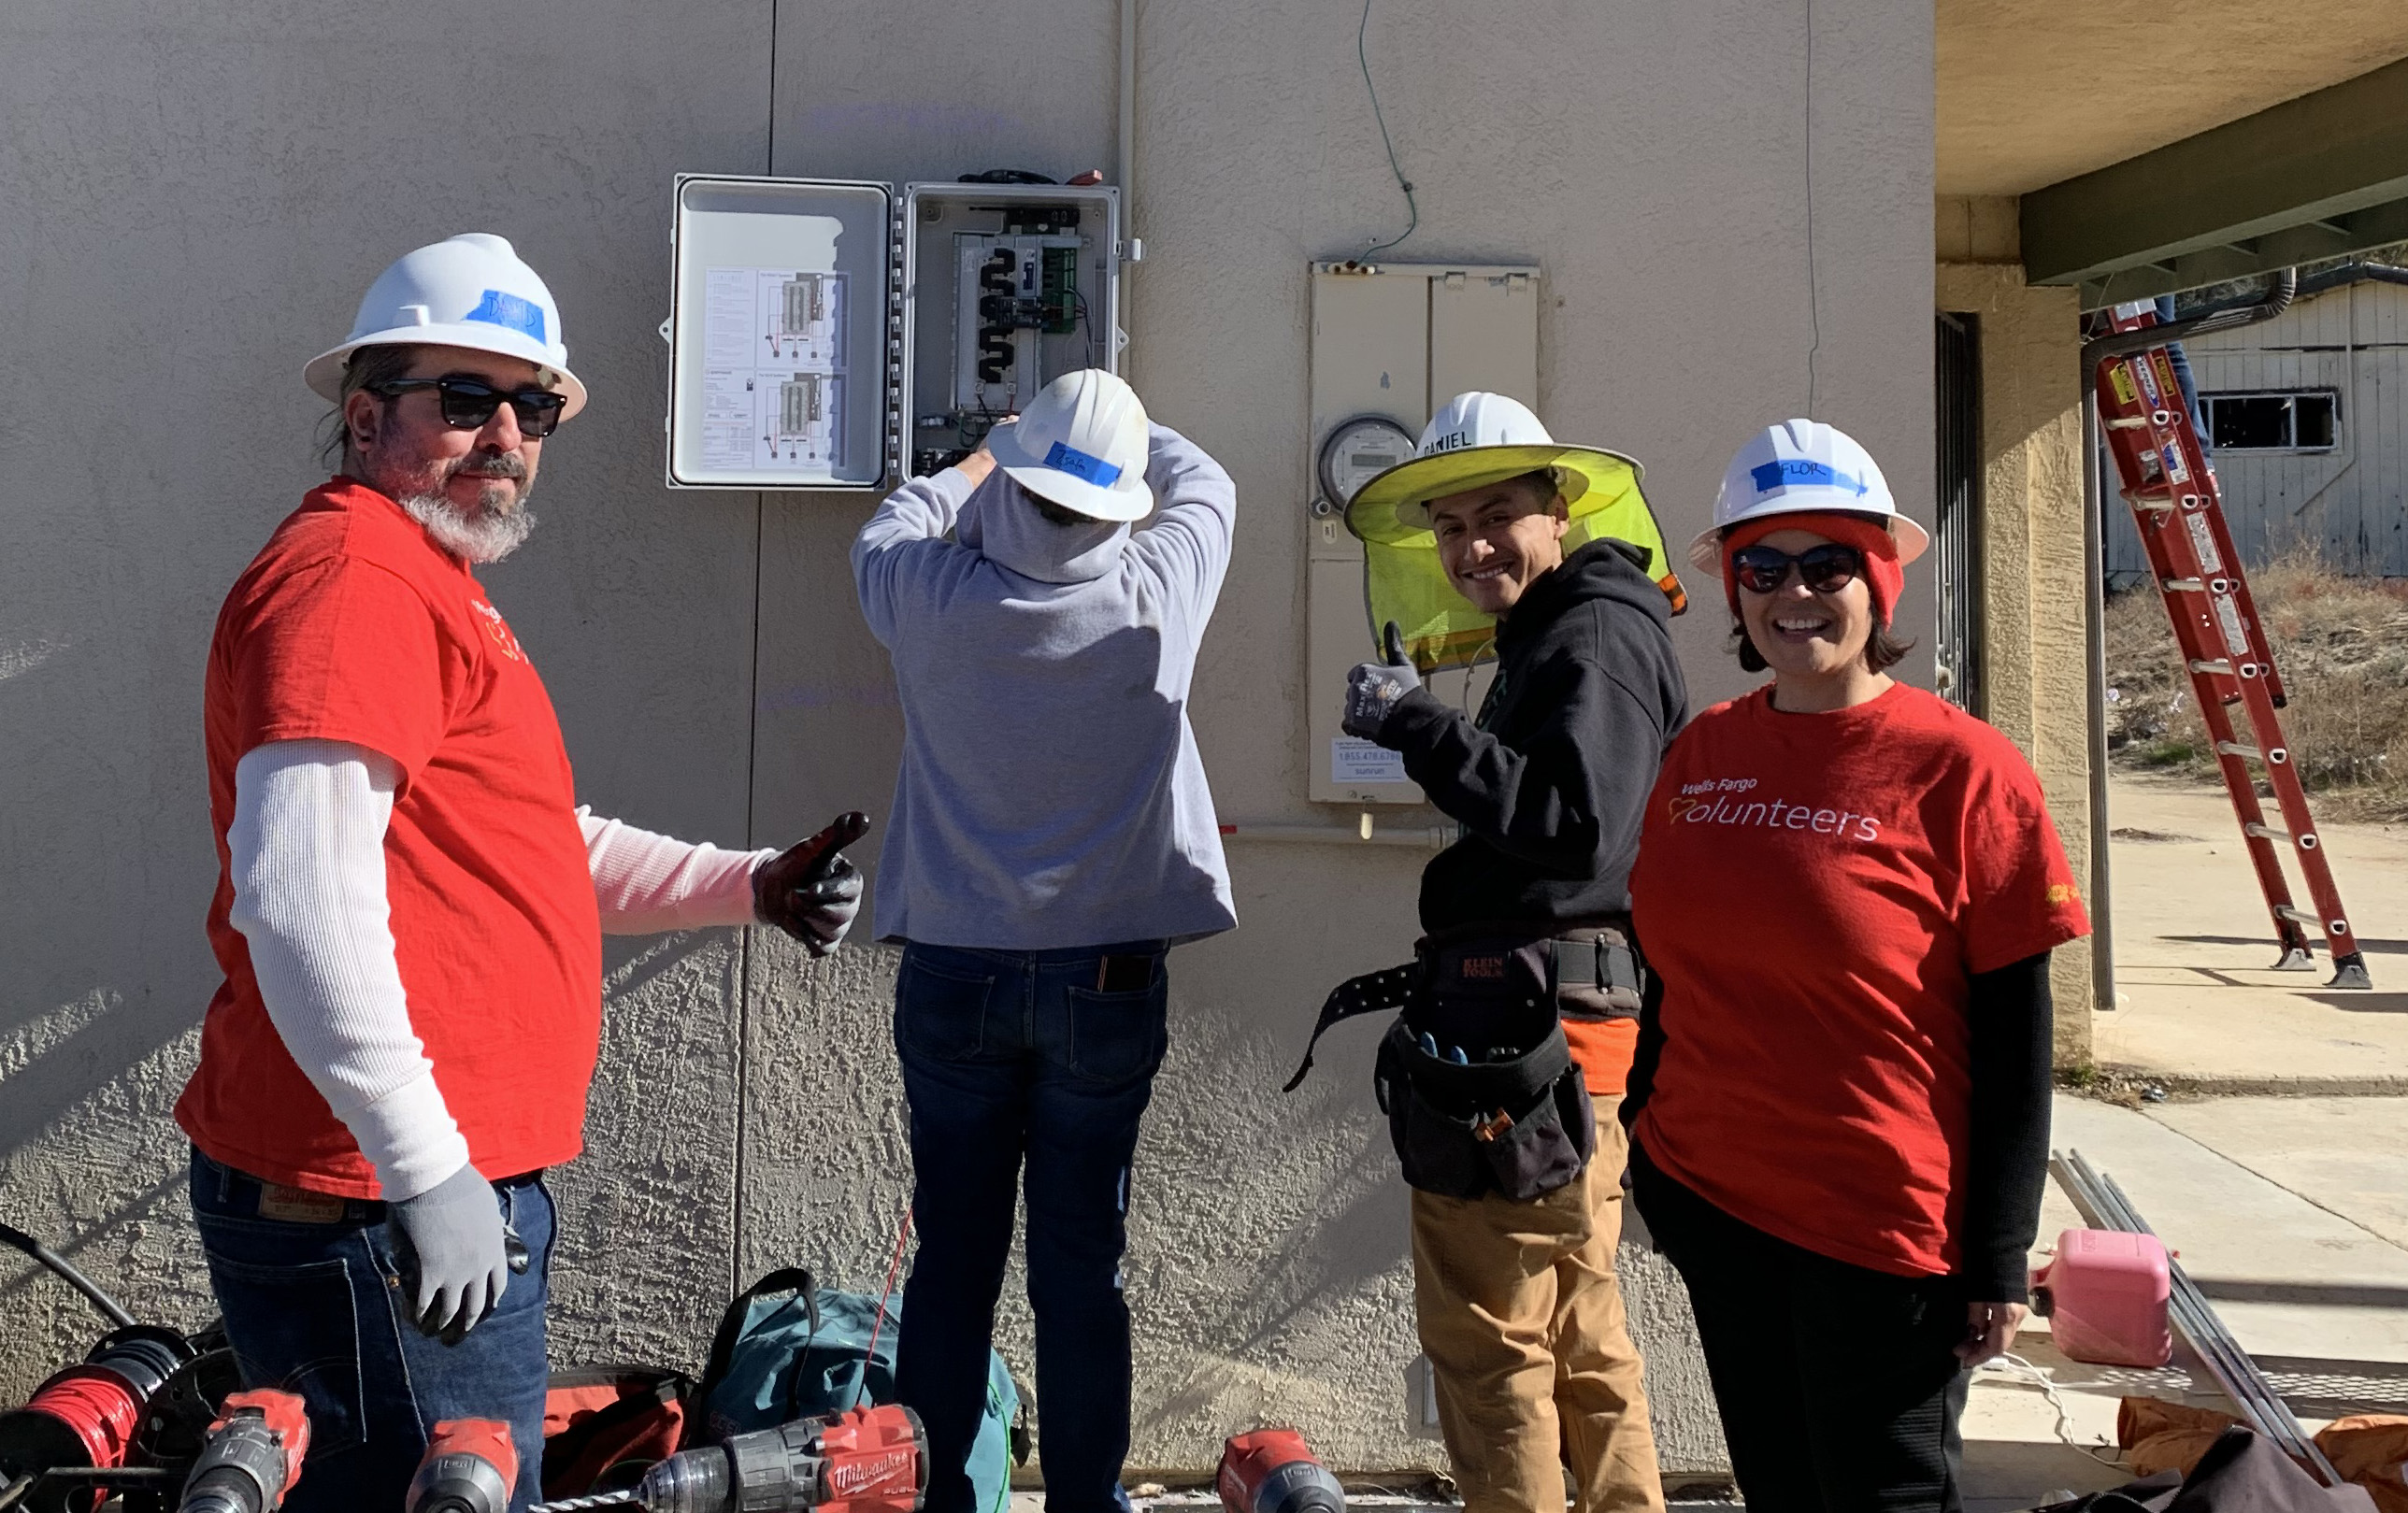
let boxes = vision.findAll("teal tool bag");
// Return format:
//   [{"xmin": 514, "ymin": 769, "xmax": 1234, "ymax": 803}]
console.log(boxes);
[{"xmin": 695, "ymin": 1267, "xmax": 1029, "ymax": 1512}]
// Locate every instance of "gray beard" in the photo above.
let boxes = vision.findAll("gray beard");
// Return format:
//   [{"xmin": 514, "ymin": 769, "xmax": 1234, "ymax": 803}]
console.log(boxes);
[{"xmin": 397, "ymin": 490, "xmax": 537, "ymax": 564}]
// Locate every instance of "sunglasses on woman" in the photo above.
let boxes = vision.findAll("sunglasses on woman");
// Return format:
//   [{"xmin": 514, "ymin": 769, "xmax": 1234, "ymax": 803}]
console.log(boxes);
[
  {"xmin": 1730, "ymin": 542, "xmax": 1865, "ymax": 596},
  {"xmin": 367, "ymin": 377, "xmax": 568, "ymax": 437}
]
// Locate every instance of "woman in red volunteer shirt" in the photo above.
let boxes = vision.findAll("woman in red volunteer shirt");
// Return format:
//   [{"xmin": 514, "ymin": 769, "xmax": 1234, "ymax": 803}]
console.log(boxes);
[{"xmin": 1622, "ymin": 420, "xmax": 2088, "ymax": 1512}]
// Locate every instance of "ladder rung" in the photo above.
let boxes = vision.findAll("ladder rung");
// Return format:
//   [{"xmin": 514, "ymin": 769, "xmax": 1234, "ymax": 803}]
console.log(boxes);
[
  {"xmin": 2105, "ymin": 416, "xmax": 2147, "ymax": 430},
  {"xmin": 2244, "ymin": 821, "xmax": 2291, "ymax": 843},
  {"xmin": 2162, "ymin": 578, "xmax": 2206, "ymax": 592},
  {"xmin": 2189, "ymin": 659, "xmax": 2234, "ymax": 676},
  {"xmin": 2215, "ymin": 740, "xmax": 2261, "ymax": 761},
  {"xmin": 2276, "ymin": 906, "xmax": 2316, "ymax": 924}
]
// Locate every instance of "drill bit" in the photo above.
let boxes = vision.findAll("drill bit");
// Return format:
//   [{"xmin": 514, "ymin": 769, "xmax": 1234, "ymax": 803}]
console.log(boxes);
[{"xmin": 527, "ymin": 1496, "xmax": 642, "ymax": 1512}]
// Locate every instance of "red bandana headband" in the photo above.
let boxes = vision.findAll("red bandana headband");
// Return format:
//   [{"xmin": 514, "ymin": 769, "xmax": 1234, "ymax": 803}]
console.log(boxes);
[{"xmin": 1722, "ymin": 510, "xmax": 1905, "ymax": 627}]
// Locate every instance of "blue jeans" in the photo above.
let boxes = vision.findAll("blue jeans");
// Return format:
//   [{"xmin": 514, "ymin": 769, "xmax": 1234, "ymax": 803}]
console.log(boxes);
[
  {"xmin": 187, "ymin": 1148, "xmax": 554, "ymax": 1513},
  {"xmin": 891, "ymin": 940, "xmax": 1170, "ymax": 1513}
]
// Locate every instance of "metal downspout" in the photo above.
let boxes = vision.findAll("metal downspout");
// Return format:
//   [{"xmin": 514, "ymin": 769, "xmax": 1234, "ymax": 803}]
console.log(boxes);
[{"xmin": 2077, "ymin": 268, "xmax": 2300, "ymax": 1023}]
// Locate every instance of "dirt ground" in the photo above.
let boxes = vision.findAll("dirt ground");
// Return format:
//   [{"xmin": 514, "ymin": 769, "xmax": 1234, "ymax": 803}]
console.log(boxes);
[{"xmin": 2106, "ymin": 556, "xmax": 2408, "ymax": 822}]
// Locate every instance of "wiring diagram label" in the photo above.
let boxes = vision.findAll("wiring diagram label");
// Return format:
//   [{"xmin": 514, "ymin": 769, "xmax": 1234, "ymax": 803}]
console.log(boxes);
[{"xmin": 700, "ymin": 266, "xmax": 850, "ymax": 474}]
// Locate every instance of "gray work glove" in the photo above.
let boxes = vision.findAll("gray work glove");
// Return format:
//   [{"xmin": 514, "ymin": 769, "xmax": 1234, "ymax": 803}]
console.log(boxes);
[
  {"xmin": 389, "ymin": 1163, "xmax": 509, "ymax": 1346},
  {"xmin": 753, "ymin": 811, "xmax": 871, "ymax": 957},
  {"xmin": 1342, "ymin": 621, "xmax": 1423, "ymax": 743}
]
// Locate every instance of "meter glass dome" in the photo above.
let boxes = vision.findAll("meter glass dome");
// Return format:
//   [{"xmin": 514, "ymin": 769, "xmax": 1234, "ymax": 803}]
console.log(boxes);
[{"xmin": 1318, "ymin": 416, "xmax": 1415, "ymax": 507}]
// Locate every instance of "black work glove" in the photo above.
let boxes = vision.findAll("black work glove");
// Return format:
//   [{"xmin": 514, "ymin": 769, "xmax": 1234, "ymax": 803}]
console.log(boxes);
[
  {"xmin": 1342, "ymin": 621, "xmax": 1423, "ymax": 743},
  {"xmin": 752, "ymin": 812, "xmax": 871, "ymax": 957}
]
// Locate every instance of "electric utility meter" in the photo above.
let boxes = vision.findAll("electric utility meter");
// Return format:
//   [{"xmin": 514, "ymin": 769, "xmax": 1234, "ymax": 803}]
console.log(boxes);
[
  {"xmin": 1317, "ymin": 415, "xmax": 1416, "ymax": 511},
  {"xmin": 666, "ymin": 175, "xmax": 1125, "ymax": 490}
]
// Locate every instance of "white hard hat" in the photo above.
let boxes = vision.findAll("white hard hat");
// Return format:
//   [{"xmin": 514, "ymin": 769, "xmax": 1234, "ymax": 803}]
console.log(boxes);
[
  {"xmin": 983, "ymin": 368, "xmax": 1154, "ymax": 521},
  {"xmin": 1689, "ymin": 418, "xmax": 1928, "ymax": 569},
  {"xmin": 304, "ymin": 233, "xmax": 586, "ymax": 420},
  {"xmin": 1346, "ymin": 392, "xmax": 1642, "ymax": 542}
]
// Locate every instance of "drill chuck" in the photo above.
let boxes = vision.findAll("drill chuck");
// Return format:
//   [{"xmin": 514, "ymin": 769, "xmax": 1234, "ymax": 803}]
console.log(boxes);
[
  {"xmin": 625, "ymin": 1442, "xmax": 734, "ymax": 1513},
  {"xmin": 407, "ymin": 1420, "xmax": 518, "ymax": 1513},
  {"xmin": 179, "ymin": 1390, "xmax": 310, "ymax": 1513}
]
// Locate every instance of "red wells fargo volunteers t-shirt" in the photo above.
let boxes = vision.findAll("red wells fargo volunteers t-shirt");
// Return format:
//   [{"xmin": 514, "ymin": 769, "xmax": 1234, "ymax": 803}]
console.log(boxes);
[
  {"xmin": 176, "ymin": 478, "xmax": 603, "ymax": 1198},
  {"xmin": 1629, "ymin": 682, "xmax": 2088, "ymax": 1277}
]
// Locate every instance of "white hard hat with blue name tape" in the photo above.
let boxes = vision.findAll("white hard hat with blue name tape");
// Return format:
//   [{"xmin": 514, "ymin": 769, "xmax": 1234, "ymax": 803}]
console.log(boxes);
[
  {"xmin": 305, "ymin": 233, "xmax": 586, "ymax": 420},
  {"xmin": 983, "ymin": 368, "xmax": 1154, "ymax": 521},
  {"xmin": 1690, "ymin": 418, "xmax": 1928, "ymax": 568}
]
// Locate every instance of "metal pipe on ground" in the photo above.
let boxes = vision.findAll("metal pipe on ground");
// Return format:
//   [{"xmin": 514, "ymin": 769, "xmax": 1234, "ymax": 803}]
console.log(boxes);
[{"xmin": 2050, "ymin": 1148, "xmax": 2342, "ymax": 1485}]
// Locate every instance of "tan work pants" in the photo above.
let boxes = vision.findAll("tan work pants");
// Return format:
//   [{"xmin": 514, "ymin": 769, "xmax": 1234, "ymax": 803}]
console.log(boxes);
[{"xmin": 1411, "ymin": 1107, "xmax": 1663, "ymax": 1513}]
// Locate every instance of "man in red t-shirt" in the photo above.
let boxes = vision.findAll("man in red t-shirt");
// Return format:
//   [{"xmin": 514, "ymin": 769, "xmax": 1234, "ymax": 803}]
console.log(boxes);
[{"xmin": 178, "ymin": 235, "xmax": 867, "ymax": 1513}]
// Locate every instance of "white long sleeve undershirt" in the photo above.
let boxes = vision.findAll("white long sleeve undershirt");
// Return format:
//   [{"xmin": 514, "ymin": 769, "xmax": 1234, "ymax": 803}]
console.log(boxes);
[{"xmin": 228, "ymin": 739, "xmax": 775, "ymax": 1200}]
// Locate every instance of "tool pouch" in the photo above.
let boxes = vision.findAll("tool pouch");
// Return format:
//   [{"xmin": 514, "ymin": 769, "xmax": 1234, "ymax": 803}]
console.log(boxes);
[
  {"xmin": 1380, "ymin": 932, "xmax": 1595, "ymax": 1200},
  {"xmin": 1285, "ymin": 927, "xmax": 1612, "ymax": 1201}
]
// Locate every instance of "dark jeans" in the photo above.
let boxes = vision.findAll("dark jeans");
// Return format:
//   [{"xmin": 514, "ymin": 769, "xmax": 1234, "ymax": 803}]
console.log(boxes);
[
  {"xmin": 891, "ymin": 939, "xmax": 1170, "ymax": 1513},
  {"xmin": 187, "ymin": 1148, "xmax": 554, "ymax": 1513},
  {"xmin": 1630, "ymin": 1143, "xmax": 1970, "ymax": 1513}
]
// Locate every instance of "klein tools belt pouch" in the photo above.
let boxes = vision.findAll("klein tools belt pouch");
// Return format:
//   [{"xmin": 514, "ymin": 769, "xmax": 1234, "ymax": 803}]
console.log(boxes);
[{"xmin": 1287, "ymin": 926, "xmax": 1620, "ymax": 1202}]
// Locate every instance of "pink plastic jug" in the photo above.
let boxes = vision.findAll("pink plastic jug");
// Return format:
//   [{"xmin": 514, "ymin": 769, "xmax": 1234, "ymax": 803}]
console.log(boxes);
[{"xmin": 2030, "ymin": 1227, "xmax": 2172, "ymax": 1367}]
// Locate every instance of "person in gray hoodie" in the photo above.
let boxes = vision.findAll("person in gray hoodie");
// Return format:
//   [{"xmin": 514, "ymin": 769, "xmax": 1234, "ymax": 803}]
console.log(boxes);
[{"xmin": 851, "ymin": 369, "xmax": 1236, "ymax": 1513}]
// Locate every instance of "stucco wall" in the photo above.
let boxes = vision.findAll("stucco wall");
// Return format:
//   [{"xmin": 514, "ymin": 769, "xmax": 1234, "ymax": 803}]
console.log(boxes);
[
  {"xmin": 0, "ymin": 0, "xmax": 1932, "ymax": 1477},
  {"xmin": 1935, "ymin": 263, "xmax": 2095, "ymax": 1057}
]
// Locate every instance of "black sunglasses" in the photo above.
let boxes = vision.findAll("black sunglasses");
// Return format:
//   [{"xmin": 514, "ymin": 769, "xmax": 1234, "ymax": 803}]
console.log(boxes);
[
  {"xmin": 1730, "ymin": 542, "xmax": 1865, "ymax": 595},
  {"xmin": 367, "ymin": 377, "xmax": 567, "ymax": 437}
]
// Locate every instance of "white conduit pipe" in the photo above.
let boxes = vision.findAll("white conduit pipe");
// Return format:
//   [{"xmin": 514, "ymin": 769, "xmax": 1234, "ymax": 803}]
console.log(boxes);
[{"xmin": 1219, "ymin": 819, "xmax": 1455, "ymax": 850}]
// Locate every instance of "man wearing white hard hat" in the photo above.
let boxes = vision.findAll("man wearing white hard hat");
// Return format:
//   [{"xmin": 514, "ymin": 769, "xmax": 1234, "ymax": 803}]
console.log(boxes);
[
  {"xmin": 1625, "ymin": 420, "xmax": 2084, "ymax": 1510},
  {"xmin": 852, "ymin": 368, "xmax": 1237, "ymax": 1513},
  {"xmin": 1327, "ymin": 392, "xmax": 1684, "ymax": 1513},
  {"xmin": 179, "ymin": 233, "xmax": 869, "ymax": 1511}
]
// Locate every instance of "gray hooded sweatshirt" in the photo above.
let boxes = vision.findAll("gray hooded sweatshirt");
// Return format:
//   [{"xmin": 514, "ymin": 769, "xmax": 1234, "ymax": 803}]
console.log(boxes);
[{"xmin": 852, "ymin": 423, "xmax": 1238, "ymax": 949}]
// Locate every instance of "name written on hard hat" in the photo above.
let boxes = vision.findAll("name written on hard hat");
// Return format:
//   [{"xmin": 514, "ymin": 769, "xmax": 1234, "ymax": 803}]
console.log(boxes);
[{"xmin": 1749, "ymin": 459, "xmax": 1870, "ymax": 496}]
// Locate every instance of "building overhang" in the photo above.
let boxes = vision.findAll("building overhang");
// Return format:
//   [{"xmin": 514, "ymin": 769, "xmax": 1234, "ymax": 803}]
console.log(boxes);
[{"xmin": 2018, "ymin": 57, "xmax": 2408, "ymax": 307}]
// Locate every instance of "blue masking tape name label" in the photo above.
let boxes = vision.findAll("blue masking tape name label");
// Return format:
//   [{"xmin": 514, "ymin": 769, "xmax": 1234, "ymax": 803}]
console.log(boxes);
[
  {"xmin": 1043, "ymin": 440, "xmax": 1123, "ymax": 488},
  {"xmin": 464, "ymin": 289, "xmax": 547, "ymax": 343},
  {"xmin": 1750, "ymin": 459, "xmax": 1870, "ymax": 497}
]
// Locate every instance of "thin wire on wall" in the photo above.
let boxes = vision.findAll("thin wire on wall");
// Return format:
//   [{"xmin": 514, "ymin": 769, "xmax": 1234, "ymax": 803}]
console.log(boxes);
[
  {"xmin": 1358, "ymin": 0, "xmax": 1418, "ymax": 258},
  {"xmin": 1803, "ymin": 0, "xmax": 1822, "ymax": 413}
]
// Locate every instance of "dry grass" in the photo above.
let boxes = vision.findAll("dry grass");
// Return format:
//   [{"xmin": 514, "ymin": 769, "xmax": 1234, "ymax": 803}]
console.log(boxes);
[{"xmin": 2105, "ymin": 549, "xmax": 2408, "ymax": 822}]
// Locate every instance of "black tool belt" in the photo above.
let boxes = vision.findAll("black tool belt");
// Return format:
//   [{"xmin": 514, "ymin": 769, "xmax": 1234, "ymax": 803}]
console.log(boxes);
[{"xmin": 1285, "ymin": 920, "xmax": 1637, "ymax": 1201}]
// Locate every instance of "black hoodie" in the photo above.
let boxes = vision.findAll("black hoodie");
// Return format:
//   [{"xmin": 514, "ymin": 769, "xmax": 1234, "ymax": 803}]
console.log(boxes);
[{"xmin": 1378, "ymin": 538, "xmax": 1689, "ymax": 934}]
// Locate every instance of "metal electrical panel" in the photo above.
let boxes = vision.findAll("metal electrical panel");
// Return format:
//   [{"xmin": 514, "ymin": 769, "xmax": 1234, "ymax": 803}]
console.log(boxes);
[
  {"xmin": 667, "ymin": 175, "xmax": 1122, "ymax": 490},
  {"xmin": 1305, "ymin": 262, "xmax": 1541, "ymax": 804}
]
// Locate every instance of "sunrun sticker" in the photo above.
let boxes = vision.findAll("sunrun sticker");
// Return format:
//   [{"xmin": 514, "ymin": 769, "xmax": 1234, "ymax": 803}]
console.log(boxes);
[{"xmin": 1332, "ymin": 737, "xmax": 1409, "ymax": 784}]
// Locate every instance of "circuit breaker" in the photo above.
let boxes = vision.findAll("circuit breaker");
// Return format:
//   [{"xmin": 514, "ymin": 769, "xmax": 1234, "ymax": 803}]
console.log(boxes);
[
  {"xmin": 666, "ymin": 176, "xmax": 1123, "ymax": 489},
  {"xmin": 1305, "ymin": 261, "xmax": 1541, "ymax": 805}
]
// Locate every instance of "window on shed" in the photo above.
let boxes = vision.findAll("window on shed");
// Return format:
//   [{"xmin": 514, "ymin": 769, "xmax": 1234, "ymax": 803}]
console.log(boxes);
[{"xmin": 2203, "ymin": 391, "xmax": 2340, "ymax": 452}]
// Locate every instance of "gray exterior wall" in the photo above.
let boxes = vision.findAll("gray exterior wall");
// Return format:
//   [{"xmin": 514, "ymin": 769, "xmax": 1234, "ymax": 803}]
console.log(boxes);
[
  {"xmin": 0, "ymin": 0, "xmax": 1933, "ymax": 1475},
  {"xmin": 2106, "ymin": 278, "xmax": 2408, "ymax": 580}
]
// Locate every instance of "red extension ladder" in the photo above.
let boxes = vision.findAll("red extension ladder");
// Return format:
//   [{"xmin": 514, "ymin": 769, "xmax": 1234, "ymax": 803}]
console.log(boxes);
[{"xmin": 2093, "ymin": 303, "xmax": 2371, "ymax": 989}]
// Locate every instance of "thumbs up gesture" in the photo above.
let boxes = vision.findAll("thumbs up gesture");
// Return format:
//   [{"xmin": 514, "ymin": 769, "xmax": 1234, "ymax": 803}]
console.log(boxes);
[{"xmin": 1341, "ymin": 621, "xmax": 1424, "ymax": 744}]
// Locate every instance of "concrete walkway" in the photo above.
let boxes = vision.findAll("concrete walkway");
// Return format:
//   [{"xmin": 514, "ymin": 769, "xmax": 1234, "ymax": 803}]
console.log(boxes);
[
  {"xmin": 2096, "ymin": 775, "xmax": 2408, "ymax": 1089},
  {"xmin": 1960, "ymin": 1092, "xmax": 2408, "ymax": 1507}
]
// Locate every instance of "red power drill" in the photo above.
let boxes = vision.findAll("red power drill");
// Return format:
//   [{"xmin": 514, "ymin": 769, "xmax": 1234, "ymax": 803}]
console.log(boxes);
[
  {"xmin": 406, "ymin": 1420, "xmax": 519, "ymax": 1513},
  {"xmin": 176, "ymin": 1390, "xmax": 309, "ymax": 1513},
  {"xmin": 1217, "ymin": 1430, "xmax": 1345, "ymax": 1513},
  {"xmin": 534, "ymin": 1404, "xmax": 925, "ymax": 1513}
]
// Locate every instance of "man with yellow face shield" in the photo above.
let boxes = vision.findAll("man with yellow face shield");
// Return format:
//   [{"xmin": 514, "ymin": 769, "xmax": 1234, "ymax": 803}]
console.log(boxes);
[{"xmin": 1330, "ymin": 393, "xmax": 1686, "ymax": 1513}]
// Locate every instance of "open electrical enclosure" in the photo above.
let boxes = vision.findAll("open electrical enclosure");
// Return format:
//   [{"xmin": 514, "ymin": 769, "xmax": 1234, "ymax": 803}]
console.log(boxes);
[{"xmin": 667, "ymin": 174, "xmax": 1122, "ymax": 490}]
